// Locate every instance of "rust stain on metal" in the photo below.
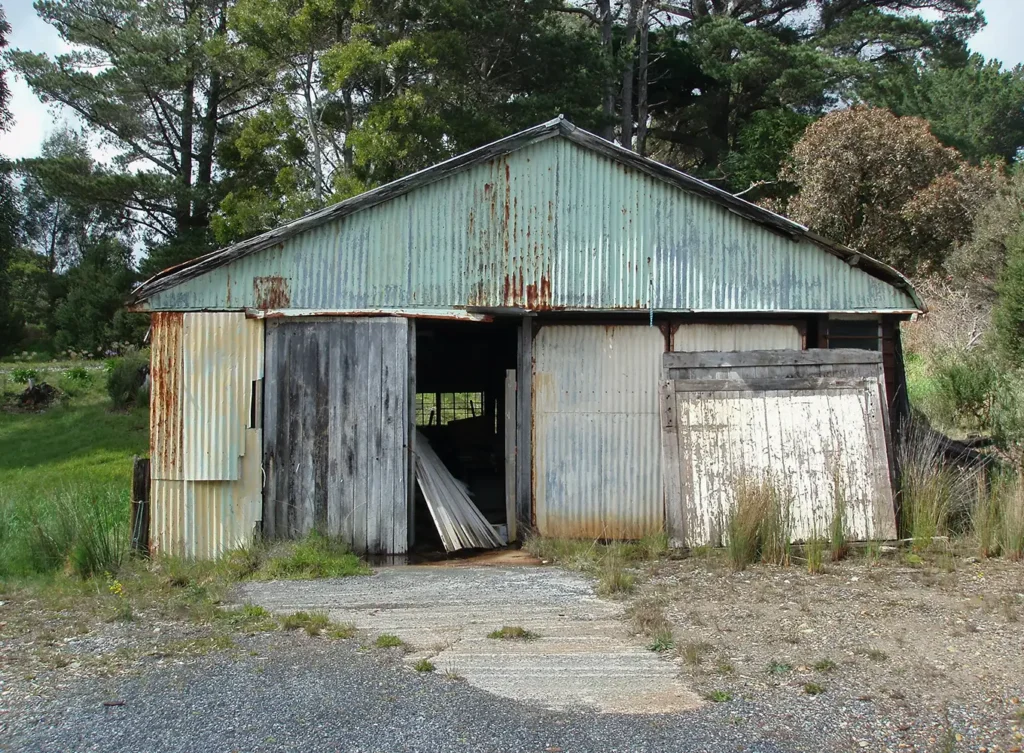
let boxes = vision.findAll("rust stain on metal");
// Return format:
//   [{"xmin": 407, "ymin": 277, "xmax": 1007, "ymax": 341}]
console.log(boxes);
[
  {"xmin": 525, "ymin": 275, "xmax": 552, "ymax": 309},
  {"xmin": 253, "ymin": 276, "xmax": 290, "ymax": 309},
  {"xmin": 150, "ymin": 312, "xmax": 184, "ymax": 480}
]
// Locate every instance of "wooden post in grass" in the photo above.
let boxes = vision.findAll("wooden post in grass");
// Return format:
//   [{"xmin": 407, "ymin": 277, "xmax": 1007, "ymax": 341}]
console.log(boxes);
[{"xmin": 131, "ymin": 456, "xmax": 151, "ymax": 556}]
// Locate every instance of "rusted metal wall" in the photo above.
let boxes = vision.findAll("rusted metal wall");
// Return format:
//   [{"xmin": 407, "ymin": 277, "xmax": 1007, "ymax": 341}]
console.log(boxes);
[
  {"xmin": 262, "ymin": 317, "xmax": 411, "ymax": 555},
  {"xmin": 142, "ymin": 138, "xmax": 917, "ymax": 314},
  {"xmin": 149, "ymin": 312, "xmax": 264, "ymax": 558},
  {"xmin": 533, "ymin": 324, "xmax": 666, "ymax": 539},
  {"xmin": 661, "ymin": 350, "xmax": 896, "ymax": 547},
  {"xmin": 151, "ymin": 313, "xmax": 184, "ymax": 480}
]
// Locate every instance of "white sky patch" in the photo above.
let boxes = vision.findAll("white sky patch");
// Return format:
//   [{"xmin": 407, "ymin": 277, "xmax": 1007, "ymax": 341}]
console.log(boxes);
[{"xmin": 2, "ymin": 0, "xmax": 1022, "ymax": 162}]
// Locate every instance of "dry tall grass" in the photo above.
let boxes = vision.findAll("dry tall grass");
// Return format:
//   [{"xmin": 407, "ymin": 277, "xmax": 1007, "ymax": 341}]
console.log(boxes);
[
  {"xmin": 726, "ymin": 474, "xmax": 792, "ymax": 570},
  {"xmin": 898, "ymin": 423, "xmax": 957, "ymax": 552}
]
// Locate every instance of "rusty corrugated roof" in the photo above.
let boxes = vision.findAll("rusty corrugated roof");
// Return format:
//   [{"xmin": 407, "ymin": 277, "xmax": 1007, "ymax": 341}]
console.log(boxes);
[{"xmin": 125, "ymin": 117, "xmax": 921, "ymax": 315}]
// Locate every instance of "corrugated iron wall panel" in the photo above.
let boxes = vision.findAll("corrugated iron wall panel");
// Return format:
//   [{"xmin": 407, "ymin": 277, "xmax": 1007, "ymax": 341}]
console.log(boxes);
[
  {"xmin": 144, "ymin": 139, "xmax": 916, "ymax": 314},
  {"xmin": 533, "ymin": 325, "xmax": 665, "ymax": 539},
  {"xmin": 149, "ymin": 313, "xmax": 265, "ymax": 558},
  {"xmin": 182, "ymin": 313, "xmax": 264, "ymax": 480},
  {"xmin": 672, "ymin": 323, "xmax": 802, "ymax": 352},
  {"xmin": 150, "ymin": 313, "xmax": 184, "ymax": 480},
  {"xmin": 150, "ymin": 479, "xmax": 185, "ymax": 555}
]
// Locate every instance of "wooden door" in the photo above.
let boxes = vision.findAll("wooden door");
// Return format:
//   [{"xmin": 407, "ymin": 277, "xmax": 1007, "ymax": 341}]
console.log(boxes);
[{"xmin": 263, "ymin": 317, "xmax": 413, "ymax": 554}]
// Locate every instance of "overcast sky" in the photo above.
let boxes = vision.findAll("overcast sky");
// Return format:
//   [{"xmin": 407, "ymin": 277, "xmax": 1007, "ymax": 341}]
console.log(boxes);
[{"xmin": 1, "ymin": 0, "xmax": 1022, "ymax": 162}]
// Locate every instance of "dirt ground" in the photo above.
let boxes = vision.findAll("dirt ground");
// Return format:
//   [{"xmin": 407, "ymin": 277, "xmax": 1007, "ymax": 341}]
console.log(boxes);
[{"xmin": 631, "ymin": 552, "xmax": 1024, "ymax": 751}]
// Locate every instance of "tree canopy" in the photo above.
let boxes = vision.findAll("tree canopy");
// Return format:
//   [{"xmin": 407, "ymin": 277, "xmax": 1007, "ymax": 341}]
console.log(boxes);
[{"xmin": 1, "ymin": 0, "xmax": 1021, "ymax": 357}]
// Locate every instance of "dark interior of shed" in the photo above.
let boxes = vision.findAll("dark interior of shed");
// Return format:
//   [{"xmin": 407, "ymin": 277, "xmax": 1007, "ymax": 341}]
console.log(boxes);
[{"xmin": 412, "ymin": 318, "xmax": 519, "ymax": 553}]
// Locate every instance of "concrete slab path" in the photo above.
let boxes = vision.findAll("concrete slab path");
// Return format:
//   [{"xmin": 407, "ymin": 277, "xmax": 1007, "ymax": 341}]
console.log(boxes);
[{"xmin": 236, "ymin": 562, "xmax": 701, "ymax": 714}]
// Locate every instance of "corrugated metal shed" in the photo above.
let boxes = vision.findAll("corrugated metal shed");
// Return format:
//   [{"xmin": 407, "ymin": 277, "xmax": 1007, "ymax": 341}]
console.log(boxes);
[
  {"xmin": 132, "ymin": 122, "xmax": 920, "ymax": 315},
  {"xmin": 149, "ymin": 312, "xmax": 264, "ymax": 557}
]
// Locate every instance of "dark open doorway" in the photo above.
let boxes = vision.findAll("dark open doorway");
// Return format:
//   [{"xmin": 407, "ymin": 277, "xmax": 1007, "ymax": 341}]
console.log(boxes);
[{"xmin": 412, "ymin": 318, "xmax": 519, "ymax": 554}]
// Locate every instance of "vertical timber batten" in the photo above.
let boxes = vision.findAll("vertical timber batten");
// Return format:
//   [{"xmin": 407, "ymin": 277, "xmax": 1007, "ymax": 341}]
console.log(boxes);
[{"xmin": 517, "ymin": 319, "xmax": 533, "ymax": 536}]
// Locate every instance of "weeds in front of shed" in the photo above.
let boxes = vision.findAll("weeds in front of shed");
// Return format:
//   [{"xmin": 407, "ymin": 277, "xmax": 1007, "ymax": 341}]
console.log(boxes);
[
  {"xmin": 803, "ymin": 682, "xmax": 826, "ymax": 696},
  {"xmin": 646, "ymin": 629, "xmax": 675, "ymax": 653},
  {"xmin": 413, "ymin": 658, "xmax": 435, "ymax": 672},
  {"xmin": 765, "ymin": 660, "xmax": 792, "ymax": 675},
  {"xmin": 898, "ymin": 424, "xmax": 956, "ymax": 553},
  {"xmin": 704, "ymin": 690, "xmax": 732, "ymax": 703},
  {"xmin": 597, "ymin": 559, "xmax": 635, "ymax": 596},
  {"xmin": 487, "ymin": 626, "xmax": 539, "ymax": 641},
  {"xmin": 726, "ymin": 474, "xmax": 791, "ymax": 570},
  {"xmin": 830, "ymin": 471, "xmax": 849, "ymax": 562},
  {"xmin": 805, "ymin": 534, "xmax": 825, "ymax": 575},
  {"xmin": 637, "ymin": 530, "xmax": 670, "ymax": 560},
  {"xmin": 374, "ymin": 633, "xmax": 405, "ymax": 649},
  {"xmin": 679, "ymin": 641, "xmax": 713, "ymax": 665},
  {"xmin": 280, "ymin": 610, "xmax": 330, "ymax": 635},
  {"xmin": 813, "ymin": 658, "xmax": 837, "ymax": 673},
  {"xmin": 625, "ymin": 594, "xmax": 672, "ymax": 638},
  {"xmin": 254, "ymin": 532, "xmax": 370, "ymax": 580},
  {"xmin": 327, "ymin": 622, "xmax": 357, "ymax": 639}
]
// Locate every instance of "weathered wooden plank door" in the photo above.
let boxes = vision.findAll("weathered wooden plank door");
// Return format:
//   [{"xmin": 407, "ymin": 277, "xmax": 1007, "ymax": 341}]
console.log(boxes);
[
  {"xmin": 660, "ymin": 349, "xmax": 896, "ymax": 548},
  {"xmin": 263, "ymin": 317, "xmax": 412, "ymax": 555}
]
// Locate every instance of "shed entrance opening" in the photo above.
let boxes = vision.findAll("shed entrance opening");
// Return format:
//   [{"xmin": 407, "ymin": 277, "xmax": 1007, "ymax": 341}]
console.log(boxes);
[{"xmin": 412, "ymin": 319, "xmax": 519, "ymax": 554}]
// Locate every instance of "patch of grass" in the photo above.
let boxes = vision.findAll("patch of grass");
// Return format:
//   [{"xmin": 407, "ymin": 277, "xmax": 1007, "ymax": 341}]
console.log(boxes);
[
  {"xmin": 596, "ymin": 560, "xmax": 635, "ymax": 596},
  {"xmin": 524, "ymin": 531, "xmax": 671, "ymax": 573},
  {"xmin": 813, "ymin": 658, "xmax": 837, "ymax": 672},
  {"xmin": 679, "ymin": 640, "xmax": 713, "ymax": 665},
  {"xmin": 413, "ymin": 658, "xmax": 435, "ymax": 672},
  {"xmin": 803, "ymin": 682, "xmax": 826, "ymax": 696},
  {"xmin": 218, "ymin": 604, "xmax": 277, "ymax": 632},
  {"xmin": 254, "ymin": 532, "xmax": 370, "ymax": 580},
  {"xmin": 805, "ymin": 535, "xmax": 825, "ymax": 575},
  {"xmin": 487, "ymin": 625, "xmax": 539, "ymax": 641},
  {"xmin": 647, "ymin": 629, "xmax": 675, "ymax": 653},
  {"xmin": 898, "ymin": 424, "xmax": 955, "ymax": 553},
  {"xmin": 998, "ymin": 476, "xmax": 1024, "ymax": 562},
  {"xmin": 326, "ymin": 622, "xmax": 357, "ymax": 639},
  {"xmin": 830, "ymin": 470, "xmax": 849, "ymax": 562},
  {"xmin": 704, "ymin": 690, "xmax": 732, "ymax": 703},
  {"xmin": 972, "ymin": 473, "xmax": 1002, "ymax": 559},
  {"xmin": 726, "ymin": 473, "xmax": 792, "ymax": 570},
  {"xmin": 637, "ymin": 530, "xmax": 670, "ymax": 559},
  {"xmin": 374, "ymin": 633, "xmax": 405, "ymax": 648},
  {"xmin": 625, "ymin": 595, "xmax": 672, "ymax": 637},
  {"xmin": 855, "ymin": 647, "xmax": 888, "ymax": 662},
  {"xmin": 280, "ymin": 610, "xmax": 330, "ymax": 635},
  {"xmin": 716, "ymin": 660, "xmax": 735, "ymax": 675},
  {"xmin": 766, "ymin": 660, "xmax": 792, "ymax": 675}
]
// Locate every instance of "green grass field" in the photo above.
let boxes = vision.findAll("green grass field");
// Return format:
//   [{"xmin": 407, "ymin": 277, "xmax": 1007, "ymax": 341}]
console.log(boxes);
[{"xmin": 0, "ymin": 365, "xmax": 148, "ymax": 576}]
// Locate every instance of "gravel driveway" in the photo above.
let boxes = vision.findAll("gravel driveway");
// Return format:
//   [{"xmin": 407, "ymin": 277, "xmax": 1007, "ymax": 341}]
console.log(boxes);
[{"xmin": 4, "ymin": 631, "xmax": 887, "ymax": 753}]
